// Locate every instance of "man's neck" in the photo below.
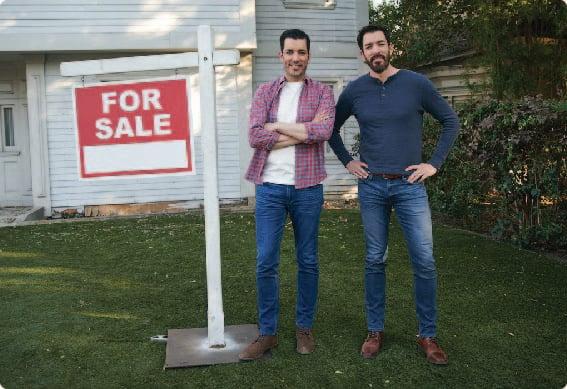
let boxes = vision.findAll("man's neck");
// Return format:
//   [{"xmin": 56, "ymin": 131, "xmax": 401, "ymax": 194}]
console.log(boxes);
[
  {"xmin": 284, "ymin": 74, "xmax": 306, "ymax": 83},
  {"xmin": 369, "ymin": 65, "xmax": 399, "ymax": 83}
]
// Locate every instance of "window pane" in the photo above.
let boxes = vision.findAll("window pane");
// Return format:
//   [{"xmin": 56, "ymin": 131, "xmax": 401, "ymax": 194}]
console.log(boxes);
[
  {"xmin": 3, "ymin": 107, "xmax": 14, "ymax": 147},
  {"xmin": 283, "ymin": 0, "xmax": 336, "ymax": 9}
]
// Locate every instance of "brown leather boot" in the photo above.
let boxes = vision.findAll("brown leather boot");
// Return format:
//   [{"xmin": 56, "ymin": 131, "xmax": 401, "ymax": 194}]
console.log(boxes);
[
  {"xmin": 417, "ymin": 337, "xmax": 448, "ymax": 365},
  {"xmin": 296, "ymin": 328, "xmax": 315, "ymax": 354},
  {"xmin": 360, "ymin": 331, "xmax": 384, "ymax": 359},
  {"xmin": 238, "ymin": 335, "xmax": 278, "ymax": 361}
]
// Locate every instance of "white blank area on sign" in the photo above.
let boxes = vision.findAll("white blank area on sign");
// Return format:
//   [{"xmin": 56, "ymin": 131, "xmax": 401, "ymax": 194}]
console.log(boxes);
[{"xmin": 83, "ymin": 140, "xmax": 189, "ymax": 175}]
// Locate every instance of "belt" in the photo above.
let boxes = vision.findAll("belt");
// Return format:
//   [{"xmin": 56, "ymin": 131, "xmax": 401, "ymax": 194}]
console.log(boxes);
[{"xmin": 367, "ymin": 173, "xmax": 404, "ymax": 180}]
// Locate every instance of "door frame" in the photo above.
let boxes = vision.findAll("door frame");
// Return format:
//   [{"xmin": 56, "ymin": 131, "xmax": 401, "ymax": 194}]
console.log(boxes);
[{"xmin": 0, "ymin": 67, "xmax": 33, "ymax": 207}]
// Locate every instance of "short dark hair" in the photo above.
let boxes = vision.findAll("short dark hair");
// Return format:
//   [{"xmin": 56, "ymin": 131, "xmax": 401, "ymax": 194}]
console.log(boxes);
[
  {"xmin": 357, "ymin": 25, "xmax": 391, "ymax": 50},
  {"xmin": 280, "ymin": 29, "xmax": 311, "ymax": 53}
]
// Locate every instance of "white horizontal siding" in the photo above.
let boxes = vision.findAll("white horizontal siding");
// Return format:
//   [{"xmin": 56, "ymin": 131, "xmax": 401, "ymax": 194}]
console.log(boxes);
[
  {"xmin": 0, "ymin": 25, "xmax": 242, "ymax": 35},
  {"xmin": 255, "ymin": 0, "xmax": 357, "ymax": 44},
  {"xmin": 0, "ymin": 1, "xmax": 240, "ymax": 31},
  {"xmin": 0, "ymin": 0, "xmax": 254, "ymax": 51},
  {"xmin": 44, "ymin": 54, "xmax": 243, "ymax": 208}
]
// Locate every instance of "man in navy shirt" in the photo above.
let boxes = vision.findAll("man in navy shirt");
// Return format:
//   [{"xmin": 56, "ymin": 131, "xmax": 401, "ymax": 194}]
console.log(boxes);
[{"xmin": 329, "ymin": 25, "xmax": 459, "ymax": 365}]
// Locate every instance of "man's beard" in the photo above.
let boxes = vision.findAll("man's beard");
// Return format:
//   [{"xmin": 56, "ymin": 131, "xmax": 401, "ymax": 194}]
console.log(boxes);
[
  {"xmin": 365, "ymin": 53, "xmax": 390, "ymax": 74},
  {"xmin": 285, "ymin": 62, "xmax": 306, "ymax": 79}
]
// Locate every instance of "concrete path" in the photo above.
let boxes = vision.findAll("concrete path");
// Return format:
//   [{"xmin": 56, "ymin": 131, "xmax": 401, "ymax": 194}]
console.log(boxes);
[{"xmin": 0, "ymin": 207, "xmax": 44, "ymax": 227}]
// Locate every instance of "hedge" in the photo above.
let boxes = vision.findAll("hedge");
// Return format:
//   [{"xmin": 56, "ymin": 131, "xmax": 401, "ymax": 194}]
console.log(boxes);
[{"xmin": 423, "ymin": 96, "xmax": 566, "ymax": 250}]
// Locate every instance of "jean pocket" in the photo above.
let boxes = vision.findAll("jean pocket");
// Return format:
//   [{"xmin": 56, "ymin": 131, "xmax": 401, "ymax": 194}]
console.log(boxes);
[
  {"xmin": 298, "ymin": 184, "xmax": 323, "ymax": 204},
  {"xmin": 256, "ymin": 183, "xmax": 279, "ymax": 197}
]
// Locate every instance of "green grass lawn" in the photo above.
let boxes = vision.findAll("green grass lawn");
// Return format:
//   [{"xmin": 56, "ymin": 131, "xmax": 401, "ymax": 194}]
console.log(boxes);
[{"xmin": 1, "ymin": 210, "xmax": 566, "ymax": 388}]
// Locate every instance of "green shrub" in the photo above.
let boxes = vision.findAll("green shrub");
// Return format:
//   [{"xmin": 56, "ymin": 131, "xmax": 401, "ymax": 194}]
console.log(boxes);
[{"xmin": 423, "ymin": 96, "xmax": 567, "ymax": 250}]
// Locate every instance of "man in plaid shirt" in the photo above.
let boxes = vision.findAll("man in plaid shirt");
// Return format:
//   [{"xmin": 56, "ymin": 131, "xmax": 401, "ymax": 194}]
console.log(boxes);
[{"xmin": 239, "ymin": 29, "xmax": 335, "ymax": 361}]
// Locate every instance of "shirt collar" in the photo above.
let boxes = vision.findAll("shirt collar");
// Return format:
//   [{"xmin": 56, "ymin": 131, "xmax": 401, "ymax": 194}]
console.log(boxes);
[
  {"xmin": 277, "ymin": 75, "xmax": 312, "ymax": 86},
  {"xmin": 366, "ymin": 69, "xmax": 402, "ymax": 85}
]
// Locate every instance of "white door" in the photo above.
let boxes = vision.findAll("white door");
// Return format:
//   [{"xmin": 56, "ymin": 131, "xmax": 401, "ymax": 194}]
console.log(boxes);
[{"xmin": 0, "ymin": 79, "xmax": 32, "ymax": 207}]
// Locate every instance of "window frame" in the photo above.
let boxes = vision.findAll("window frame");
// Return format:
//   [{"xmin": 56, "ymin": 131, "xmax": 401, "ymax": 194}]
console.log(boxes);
[
  {"xmin": 0, "ymin": 104, "xmax": 16, "ymax": 152},
  {"xmin": 282, "ymin": 0, "xmax": 336, "ymax": 10}
]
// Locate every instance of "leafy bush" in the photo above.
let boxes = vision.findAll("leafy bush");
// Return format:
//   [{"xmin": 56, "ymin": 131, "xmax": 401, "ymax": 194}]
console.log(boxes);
[
  {"xmin": 350, "ymin": 96, "xmax": 566, "ymax": 249},
  {"xmin": 423, "ymin": 96, "xmax": 567, "ymax": 249}
]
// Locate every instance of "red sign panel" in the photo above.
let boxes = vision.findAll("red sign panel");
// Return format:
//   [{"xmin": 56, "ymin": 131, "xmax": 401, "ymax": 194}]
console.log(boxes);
[{"xmin": 73, "ymin": 78, "xmax": 193, "ymax": 179}]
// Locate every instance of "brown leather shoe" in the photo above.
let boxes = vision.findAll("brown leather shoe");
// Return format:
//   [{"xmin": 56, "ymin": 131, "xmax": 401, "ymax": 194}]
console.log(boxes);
[
  {"xmin": 296, "ymin": 328, "xmax": 315, "ymax": 354},
  {"xmin": 417, "ymin": 337, "xmax": 448, "ymax": 365},
  {"xmin": 360, "ymin": 331, "xmax": 384, "ymax": 359},
  {"xmin": 238, "ymin": 335, "xmax": 278, "ymax": 361}
]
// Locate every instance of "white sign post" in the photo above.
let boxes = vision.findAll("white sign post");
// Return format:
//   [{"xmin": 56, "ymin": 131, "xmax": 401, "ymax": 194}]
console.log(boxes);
[
  {"xmin": 61, "ymin": 25, "xmax": 258, "ymax": 367},
  {"xmin": 198, "ymin": 25, "xmax": 224, "ymax": 348}
]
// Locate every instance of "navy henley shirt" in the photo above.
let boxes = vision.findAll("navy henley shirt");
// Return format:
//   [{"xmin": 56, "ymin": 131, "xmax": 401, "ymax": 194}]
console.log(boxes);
[{"xmin": 329, "ymin": 70, "xmax": 460, "ymax": 174}]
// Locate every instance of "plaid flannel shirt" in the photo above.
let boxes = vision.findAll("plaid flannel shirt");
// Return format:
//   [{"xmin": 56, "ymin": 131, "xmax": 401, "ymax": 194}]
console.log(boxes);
[{"xmin": 245, "ymin": 76, "xmax": 336, "ymax": 189}]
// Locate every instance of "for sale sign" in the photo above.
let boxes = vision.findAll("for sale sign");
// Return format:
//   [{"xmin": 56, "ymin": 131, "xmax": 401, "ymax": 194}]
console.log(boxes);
[{"xmin": 73, "ymin": 77, "xmax": 194, "ymax": 179}]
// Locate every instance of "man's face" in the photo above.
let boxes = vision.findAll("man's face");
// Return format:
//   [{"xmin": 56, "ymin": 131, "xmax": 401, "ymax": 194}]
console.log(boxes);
[
  {"xmin": 279, "ymin": 38, "xmax": 310, "ymax": 81},
  {"xmin": 360, "ymin": 30, "xmax": 393, "ymax": 74}
]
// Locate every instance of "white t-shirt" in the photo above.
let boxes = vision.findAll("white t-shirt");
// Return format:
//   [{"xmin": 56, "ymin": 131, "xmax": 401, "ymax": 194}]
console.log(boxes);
[{"xmin": 262, "ymin": 81, "xmax": 303, "ymax": 185}]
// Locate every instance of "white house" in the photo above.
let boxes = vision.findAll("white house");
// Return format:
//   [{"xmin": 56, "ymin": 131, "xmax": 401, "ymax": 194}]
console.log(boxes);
[{"xmin": 0, "ymin": 0, "xmax": 367, "ymax": 216}]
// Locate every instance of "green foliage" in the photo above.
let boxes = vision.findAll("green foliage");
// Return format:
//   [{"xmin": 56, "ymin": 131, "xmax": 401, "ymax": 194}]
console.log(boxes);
[
  {"xmin": 369, "ymin": 0, "xmax": 475, "ymax": 68},
  {"xmin": 474, "ymin": 0, "xmax": 567, "ymax": 99},
  {"xmin": 424, "ymin": 96, "xmax": 567, "ymax": 249},
  {"xmin": 370, "ymin": 0, "xmax": 567, "ymax": 99}
]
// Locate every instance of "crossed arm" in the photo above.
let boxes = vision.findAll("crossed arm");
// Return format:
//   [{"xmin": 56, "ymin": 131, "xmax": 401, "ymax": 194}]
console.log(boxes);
[
  {"xmin": 248, "ymin": 84, "xmax": 335, "ymax": 151},
  {"xmin": 265, "ymin": 122, "xmax": 306, "ymax": 149},
  {"xmin": 271, "ymin": 132, "xmax": 303, "ymax": 150}
]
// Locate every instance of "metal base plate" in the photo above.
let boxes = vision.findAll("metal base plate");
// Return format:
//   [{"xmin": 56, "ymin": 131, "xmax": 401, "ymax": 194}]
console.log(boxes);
[{"xmin": 164, "ymin": 324, "xmax": 267, "ymax": 368}]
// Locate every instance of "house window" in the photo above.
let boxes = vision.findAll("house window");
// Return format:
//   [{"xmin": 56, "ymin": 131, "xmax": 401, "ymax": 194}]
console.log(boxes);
[
  {"xmin": 442, "ymin": 95, "xmax": 457, "ymax": 107},
  {"xmin": 1, "ymin": 106, "xmax": 15, "ymax": 150},
  {"xmin": 283, "ymin": 0, "xmax": 336, "ymax": 10}
]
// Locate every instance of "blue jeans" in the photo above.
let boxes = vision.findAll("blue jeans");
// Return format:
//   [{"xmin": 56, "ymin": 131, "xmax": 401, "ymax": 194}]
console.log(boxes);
[
  {"xmin": 358, "ymin": 176, "xmax": 437, "ymax": 337},
  {"xmin": 255, "ymin": 183, "xmax": 323, "ymax": 336}
]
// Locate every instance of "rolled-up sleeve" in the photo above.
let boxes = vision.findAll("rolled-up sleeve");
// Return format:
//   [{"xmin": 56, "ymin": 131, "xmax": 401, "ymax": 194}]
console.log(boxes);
[
  {"xmin": 249, "ymin": 84, "xmax": 280, "ymax": 150},
  {"xmin": 304, "ymin": 85, "xmax": 336, "ymax": 144}
]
